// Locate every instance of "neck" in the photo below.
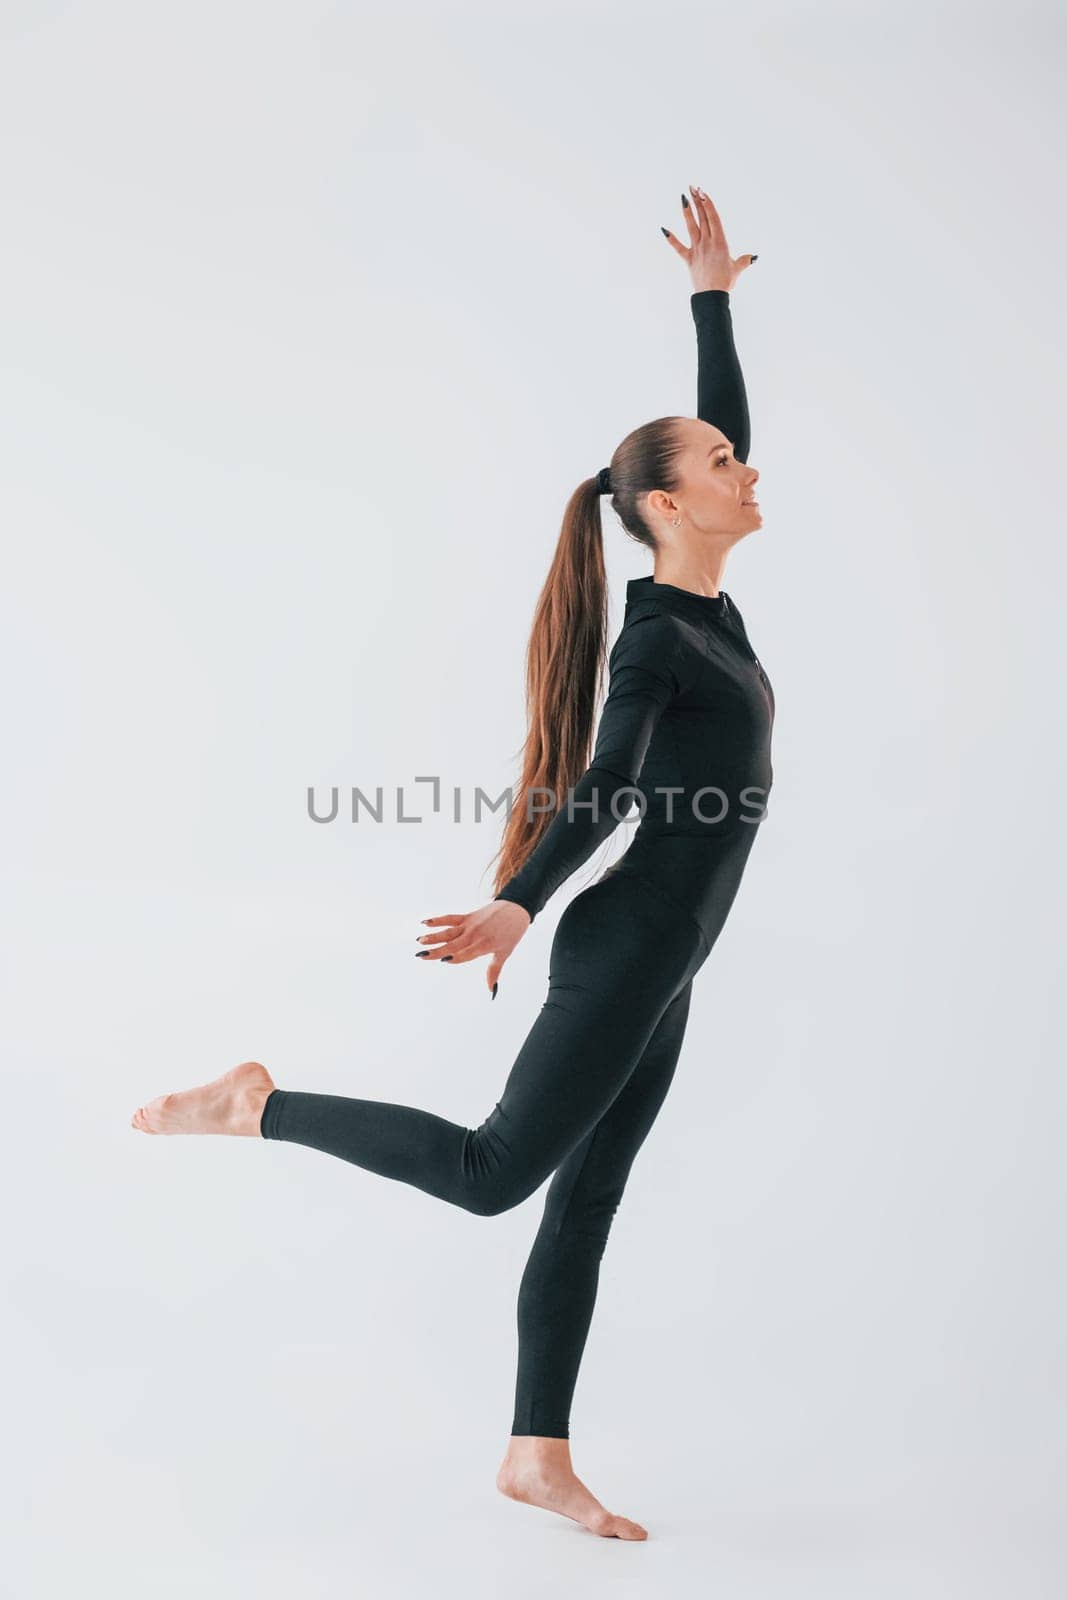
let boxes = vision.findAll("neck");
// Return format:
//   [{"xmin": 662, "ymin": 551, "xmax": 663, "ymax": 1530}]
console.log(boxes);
[{"xmin": 651, "ymin": 552, "xmax": 729, "ymax": 599}]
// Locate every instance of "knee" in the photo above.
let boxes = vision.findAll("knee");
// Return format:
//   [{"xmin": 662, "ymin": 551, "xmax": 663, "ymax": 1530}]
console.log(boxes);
[
  {"xmin": 458, "ymin": 1122, "xmax": 541, "ymax": 1217},
  {"xmin": 465, "ymin": 1182, "xmax": 527, "ymax": 1219},
  {"xmin": 547, "ymin": 1191, "xmax": 623, "ymax": 1254},
  {"xmin": 461, "ymin": 1161, "xmax": 542, "ymax": 1217}
]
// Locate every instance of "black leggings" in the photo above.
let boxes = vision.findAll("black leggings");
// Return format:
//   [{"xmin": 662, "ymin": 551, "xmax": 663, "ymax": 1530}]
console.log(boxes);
[{"xmin": 260, "ymin": 871, "xmax": 710, "ymax": 1439}]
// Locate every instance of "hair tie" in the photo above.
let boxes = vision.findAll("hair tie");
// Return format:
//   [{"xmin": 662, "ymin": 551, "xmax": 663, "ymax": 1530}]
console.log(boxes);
[{"xmin": 596, "ymin": 465, "xmax": 612, "ymax": 495}]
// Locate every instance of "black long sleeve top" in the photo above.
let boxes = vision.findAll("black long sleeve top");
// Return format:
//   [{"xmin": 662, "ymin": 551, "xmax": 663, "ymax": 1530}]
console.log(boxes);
[{"xmin": 493, "ymin": 290, "xmax": 775, "ymax": 946}]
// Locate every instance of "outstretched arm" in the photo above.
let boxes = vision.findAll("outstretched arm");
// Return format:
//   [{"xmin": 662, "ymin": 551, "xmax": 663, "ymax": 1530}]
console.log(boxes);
[
  {"xmin": 691, "ymin": 289, "xmax": 750, "ymax": 464},
  {"xmin": 663, "ymin": 184, "xmax": 756, "ymax": 463},
  {"xmin": 493, "ymin": 612, "xmax": 687, "ymax": 923}
]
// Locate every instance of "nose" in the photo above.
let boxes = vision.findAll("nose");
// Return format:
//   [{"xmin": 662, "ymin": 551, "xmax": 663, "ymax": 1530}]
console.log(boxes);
[{"xmin": 746, "ymin": 465, "xmax": 759, "ymax": 486}]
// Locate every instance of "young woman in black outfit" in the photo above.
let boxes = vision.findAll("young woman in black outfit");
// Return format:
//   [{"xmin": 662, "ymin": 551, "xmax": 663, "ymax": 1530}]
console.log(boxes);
[{"xmin": 132, "ymin": 185, "xmax": 771, "ymax": 1542}]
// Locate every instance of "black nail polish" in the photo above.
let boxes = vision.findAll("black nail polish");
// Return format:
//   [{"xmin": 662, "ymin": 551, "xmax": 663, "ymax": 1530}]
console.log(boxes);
[
  {"xmin": 441, "ymin": 955, "xmax": 453, "ymax": 962},
  {"xmin": 415, "ymin": 950, "xmax": 428, "ymax": 957},
  {"xmin": 492, "ymin": 981, "xmax": 498, "ymax": 1000},
  {"xmin": 681, "ymin": 193, "xmax": 689, "ymax": 209},
  {"xmin": 660, "ymin": 226, "xmax": 670, "ymax": 237},
  {"xmin": 751, "ymin": 254, "xmax": 759, "ymax": 262}
]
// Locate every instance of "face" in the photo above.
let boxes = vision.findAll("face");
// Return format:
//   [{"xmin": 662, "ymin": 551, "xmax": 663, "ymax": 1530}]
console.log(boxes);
[{"xmin": 651, "ymin": 419, "xmax": 761, "ymax": 540}]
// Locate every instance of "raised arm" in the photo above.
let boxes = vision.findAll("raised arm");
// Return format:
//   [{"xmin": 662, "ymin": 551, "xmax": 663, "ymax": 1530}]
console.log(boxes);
[
  {"xmin": 663, "ymin": 184, "xmax": 756, "ymax": 462},
  {"xmin": 691, "ymin": 289, "xmax": 750, "ymax": 464},
  {"xmin": 493, "ymin": 612, "xmax": 687, "ymax": 923}
]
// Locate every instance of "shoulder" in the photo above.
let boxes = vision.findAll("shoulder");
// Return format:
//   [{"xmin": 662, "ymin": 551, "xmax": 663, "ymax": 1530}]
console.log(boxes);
[
  {"xmin": 609, "ymin": 603, "xmax": 699, "ymax": 693},
  {"xmin": 611, "ymin": 600, "xmax": 682, "ymax": 654}
]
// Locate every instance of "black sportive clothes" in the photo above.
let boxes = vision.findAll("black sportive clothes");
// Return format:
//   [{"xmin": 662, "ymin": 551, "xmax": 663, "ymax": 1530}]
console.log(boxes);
[
  {"xmin": 491, "ymin": 575, "xmax": 775, "ymax": 951},
  {"xmin": 259, "ymin": 288, "xmax": 776, "ymax": 1441}
]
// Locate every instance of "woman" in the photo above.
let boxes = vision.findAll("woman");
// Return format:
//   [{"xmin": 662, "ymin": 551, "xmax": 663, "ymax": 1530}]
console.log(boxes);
[{"xmin": 131, "ymin": 184, "xmax": 772, "ymax": 1542}]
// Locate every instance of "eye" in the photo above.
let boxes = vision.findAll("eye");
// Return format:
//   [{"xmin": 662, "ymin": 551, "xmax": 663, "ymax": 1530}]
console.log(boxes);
[{"xmin": 715, "ymin": 452, "xmax": 730, "ymax": 466}]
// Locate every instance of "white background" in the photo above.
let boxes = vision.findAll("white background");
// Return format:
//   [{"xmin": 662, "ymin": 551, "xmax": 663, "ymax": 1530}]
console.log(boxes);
[{"xmin": 2, "ymin": 1, "xmax": 1064, "ymax": 1594}]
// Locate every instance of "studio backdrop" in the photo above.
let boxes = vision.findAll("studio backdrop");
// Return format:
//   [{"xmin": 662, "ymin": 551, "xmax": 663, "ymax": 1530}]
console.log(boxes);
[{"xmin": 2, "ymin": 1, "xmax": 1064, "ymax": 1595}]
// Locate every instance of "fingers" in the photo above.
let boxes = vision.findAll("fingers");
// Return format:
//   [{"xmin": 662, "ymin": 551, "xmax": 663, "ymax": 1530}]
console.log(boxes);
[
  {"xmin": 417, "ymin": 926, "xmax": 462, "ymax": 950},
  {"xmin": 416, "ymin": 943, "xmax": 459, "ymax": 959},
  {"xmin": 416, "ymin": 915, "xmax": 488, "ymax": 964},
  {"xmin": 414, "ymin": 909, "xmax": 512, "ymax": 986},
  {"xmin": 415, "ymin": 928, "xmax": 497, "ymax": 966},
  {"xmin": 659, "ymin": 189, "xmax": 697, "ymax": 259},
  {"xmin": 416, "ymin": 912, "xmax": 463, "ymax": 960},
  {"xmin": 692, "ymin": 183, "xmax": 725, "ymax": 240},
  {"xmin": 661, "ymin": 225, "xmax": 690, "ymax": 263},
  {"xmin": 428, "ymin": 937, "xmax": 488, "ymax": 965},
  {"xmin": 664, "ymin": 185, "xmax": 726, "ymax": 261}
]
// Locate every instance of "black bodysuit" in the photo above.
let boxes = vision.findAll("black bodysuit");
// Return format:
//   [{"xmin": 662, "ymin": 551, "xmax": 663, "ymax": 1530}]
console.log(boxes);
[
  {"xmin": 491, "ymin": 576, "xmax": 775, "ymax": 952},
  {"xmin": 260, "ymin": 290, "xmax": 776, "ymax": 1440}
]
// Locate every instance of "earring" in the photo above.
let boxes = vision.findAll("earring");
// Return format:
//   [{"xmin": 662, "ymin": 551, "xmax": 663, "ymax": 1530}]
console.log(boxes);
[{"xmin": 671, "ymin": 516, "xmax": 681, "ymax": 527}]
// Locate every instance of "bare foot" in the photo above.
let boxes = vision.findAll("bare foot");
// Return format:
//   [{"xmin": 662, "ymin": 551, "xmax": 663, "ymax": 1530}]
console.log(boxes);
[
  {"xmin": 130, "ymin": 1060, "xmax": 275, "ymax": 1137},
  {"xmin": 496, "ymin": 1437, "xmax": 648, "ymax": 1540}
]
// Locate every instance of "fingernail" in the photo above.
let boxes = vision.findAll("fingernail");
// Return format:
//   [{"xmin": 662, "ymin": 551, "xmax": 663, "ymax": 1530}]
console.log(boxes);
[
  {"xmin": 492, "ymin": 982, "xmax": 498, "ymax": 1000},
  {"xmin": 660, "ymin": 226, "xmax": 670, "ymax": 237},
  {"xmin": 441, "ymin": 955, "xmax": 453, "ymax": 962},
  {"xmin": 751, "ymin": 254, "xmax": 759, "ymax": 262},
  {"xmin": 415, "ymin": 950, "xmax": 429, "ymax": 957},
  {"xmin": 681, "ymin": 192, "xmax": 689, "ymax": 209}
]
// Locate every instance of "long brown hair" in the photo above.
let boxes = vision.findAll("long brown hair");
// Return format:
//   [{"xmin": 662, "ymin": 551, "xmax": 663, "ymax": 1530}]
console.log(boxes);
[{"xmin": 488, "ymin": 416, "xmax": 688, "ymax": 897}]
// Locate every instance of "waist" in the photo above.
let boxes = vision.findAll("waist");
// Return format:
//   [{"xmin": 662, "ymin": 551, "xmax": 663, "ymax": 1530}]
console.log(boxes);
[
  {"xmin": 627, "ymin": 782, "xmax": 771, "ymax": 832},
  {"xmin": 600, "ymin": 824, "xmax": 763, "ymax": 944}
]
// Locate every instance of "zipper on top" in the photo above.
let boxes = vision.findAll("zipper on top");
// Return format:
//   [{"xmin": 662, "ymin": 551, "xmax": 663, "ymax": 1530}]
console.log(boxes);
[{"xmin": 723, "ymin": 595, "xmax": 767, "ymax": 679}]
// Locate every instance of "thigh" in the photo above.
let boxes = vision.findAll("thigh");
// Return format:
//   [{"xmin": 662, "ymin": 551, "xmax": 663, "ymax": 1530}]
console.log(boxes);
[
  {"xmin": 481, "ymin": 877, "xmax": 703, "ymax": 1193},
  {"xmin": 544, "ymin": 978, "xmax": 694, "ymax": 1235}
]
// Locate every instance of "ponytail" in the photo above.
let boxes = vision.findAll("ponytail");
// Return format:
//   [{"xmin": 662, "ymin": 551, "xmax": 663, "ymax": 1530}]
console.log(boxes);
[
  {"xmin": 488, "ymin": 475, "xmax": 609, "ymax": 896},
  {"xmin": 488, "ymin": 415, "xmax": 683, "ymax": 902}
]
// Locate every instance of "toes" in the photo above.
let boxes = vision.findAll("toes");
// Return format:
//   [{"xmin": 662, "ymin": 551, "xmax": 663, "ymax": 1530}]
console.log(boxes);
[{"xmin": 594, "ymin": 1511, "xmax": 647, "ymax": 1539}]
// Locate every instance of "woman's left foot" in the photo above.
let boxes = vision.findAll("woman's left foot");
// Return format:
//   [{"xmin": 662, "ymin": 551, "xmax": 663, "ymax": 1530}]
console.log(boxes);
[
  {"xmin": 497, "ymin": 1440, "xmax": 649, "ymax": 1539},
  {"xmin": 131, "ymin": 1060, "xmax": 275, "ymax": 1137}
]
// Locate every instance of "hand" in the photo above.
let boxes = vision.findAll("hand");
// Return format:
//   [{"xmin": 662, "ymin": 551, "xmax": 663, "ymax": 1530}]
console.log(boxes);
[
  {"xmin": 663, "ymin": 184, "xmax": 756, "ymax": 295},
  {"xmin": 416, "ymin": 899, "xmax": 531, "ymax": 997}
]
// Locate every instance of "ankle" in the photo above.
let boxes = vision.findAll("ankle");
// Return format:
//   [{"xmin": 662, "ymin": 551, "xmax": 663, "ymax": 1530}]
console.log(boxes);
[
  {"xmin": 506, "ymin": 1435, "xmax": 572, "ymax": 1468},
  {"xmin": 241, "ymin": 1085, "xmax": 273, "ymax": 1136}
]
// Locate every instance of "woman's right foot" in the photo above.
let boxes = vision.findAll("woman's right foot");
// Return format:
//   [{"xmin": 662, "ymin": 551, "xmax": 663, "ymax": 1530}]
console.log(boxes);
[
  {"xmin": 496, "ymin": 1438, "xmax": 648, "ymax": 1539},
  {"xmin": 130, "ymin": 1059, "xmax": 275, "ymax": 1137}
]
